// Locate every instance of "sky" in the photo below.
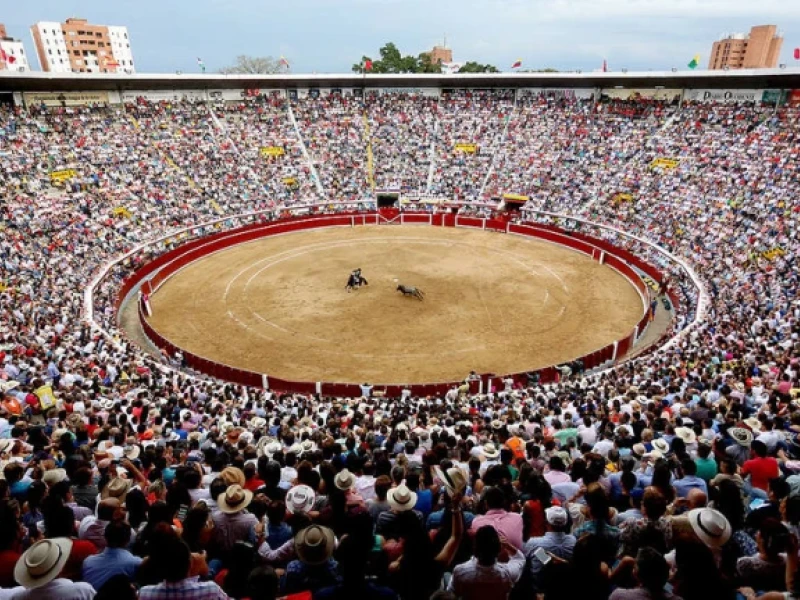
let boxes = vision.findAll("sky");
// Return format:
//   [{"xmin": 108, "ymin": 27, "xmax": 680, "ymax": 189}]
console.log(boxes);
[{"xmin": 4, "ymin": 0, "xmax": 799, "ymax": 74}]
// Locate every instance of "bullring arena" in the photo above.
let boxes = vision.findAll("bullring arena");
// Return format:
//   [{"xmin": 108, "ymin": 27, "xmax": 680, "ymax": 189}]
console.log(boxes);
[{"xmin": 145, "ymin": 224, "xmax": 644, "ymax": 383}]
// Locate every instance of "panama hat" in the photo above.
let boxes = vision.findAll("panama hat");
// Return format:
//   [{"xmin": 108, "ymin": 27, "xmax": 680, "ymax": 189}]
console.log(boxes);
[
  {"xmin": 249, "ymin": 416, "xmax": 267, "ymax": 430},
  {"xmin": 220, "ymin": 466, "xmax": 246, "ymax": 488},
  {"xmin": 294, "ymin": 525, "xmax": 335, "ymax": 566},
  {"xmin": 545, "ymin": 506, "xmax": 569, "ymax": 527},
  {"xmin": 387, "ymin": 484, "xmax": 418, "ymax": 512},
  {"xmin": 217, "ymin": 484, "xmax": 253, "ymax": 514},
  {"xmin": 101, "ymin": 477, "xmax": 131, "ymax": 503},
  {"xmin": 651, "ymin": 438, "xmax": 670, "ymax": 454},
  {"xmin": 482, "ymin": 443, "xmax": 500, "ymax": 460},
  {"xmin": 729, "ymin": 427, "xmax": 753, "ymax": 446},
  {"xmin": 687, "ymin": 508, "xmax": 732, "ymax": 549},
  {"xmin": 434, "ymin": 466, "xmax": 467, "ymax": 497},
  {"xmin": 744, "ymin": 417, "xmax": 762, "ymax": 432},
  {"xmin": 42, "ymin": 468, "xmax": 67, "ymax": 487},
  {"xmin": 286, "ymin": 485, "xmax": 316, "ymax": 514},
  {"xmin": 675, "ymin": 427, "xmax": 697, "ymax": 445},
  {"xmin": 123, "ymin": 446, "xmax": 140, "ymax": 461},
  {"xmin": 490, "ymin": 419, "xmax": 504, "ymax": 431},
  {"xmin": 299, "ymin": 439, "xmax": 317, "ymax": 454},
  {"xmin": 0, "ymin": 439, "xmax": 14, "ymax": 454},
  {"xmin": 14, "ymin": 538, "xmax": 73, "ymax": 589},
  {"xmin": 334, "ymin": 469, "xmax": 356, "ymax": 491}
]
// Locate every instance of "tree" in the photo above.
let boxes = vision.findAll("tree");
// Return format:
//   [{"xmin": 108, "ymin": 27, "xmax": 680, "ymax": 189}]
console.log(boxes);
[
  {"xmin": 219, "ymin": 55, "xmax": 285, "ymax": 74},
  {"xmin": 456, "ymin": 61, "xmax": 500, "ymax": 73},
  {"xmin": 352, "ymin": 43, "xmax": 440, "ymax": 74}
]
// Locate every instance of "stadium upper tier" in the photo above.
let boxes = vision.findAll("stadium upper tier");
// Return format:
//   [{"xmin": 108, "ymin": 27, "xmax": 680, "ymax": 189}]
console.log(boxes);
[{"xmin": 0, "ymin": 72, "xmax": 798, "ymax": 397}]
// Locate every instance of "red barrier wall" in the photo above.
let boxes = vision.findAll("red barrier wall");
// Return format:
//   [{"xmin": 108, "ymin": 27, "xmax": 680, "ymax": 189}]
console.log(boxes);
[{"xmin": 121, "ymin": 212, "xmax": 670, "ymax": 394}]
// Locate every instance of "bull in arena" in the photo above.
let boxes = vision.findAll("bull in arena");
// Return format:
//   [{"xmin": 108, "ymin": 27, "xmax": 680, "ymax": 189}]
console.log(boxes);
[
  {"xmin": 345, "ymin": 268, "xmax": 368, "ymax": 292},
  {"xmin": 396, "ymin": 285, "xmax": 424, "ymax": 301}
]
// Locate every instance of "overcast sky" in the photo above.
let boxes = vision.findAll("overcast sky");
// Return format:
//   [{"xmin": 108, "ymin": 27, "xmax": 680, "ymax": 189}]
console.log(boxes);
[{"xmin": 4, "ymin": 0, "xmax": 799, "ymax": 73}]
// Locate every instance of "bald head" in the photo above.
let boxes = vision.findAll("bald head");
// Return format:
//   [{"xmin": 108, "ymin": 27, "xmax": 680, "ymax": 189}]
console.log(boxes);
[
  {"xmin": 686, "ymin": 488, "xmax": 707, "ymax": 510},
  {"xmin": 97, "ymin": 497, "xmax": 121, "ymax": 521}
]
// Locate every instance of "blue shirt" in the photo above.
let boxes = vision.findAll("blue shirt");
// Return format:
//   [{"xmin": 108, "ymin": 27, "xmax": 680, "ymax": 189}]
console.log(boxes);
[
  {"xmin": 524, "ymin": 532, "xmax": 577, "ymax": 592},
  {"xmin": 672, "ymin": 475, "xmax": 708, "ymax": 499},
  {"xmin": 82, "ymin": 547, "xmax": 142, "ymax": 590}
]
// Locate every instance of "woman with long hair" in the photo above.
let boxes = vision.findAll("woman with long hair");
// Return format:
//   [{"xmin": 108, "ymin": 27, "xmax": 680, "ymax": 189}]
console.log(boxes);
[
  {"xmin": 715, "ymin": 479, "xmax": 757, "ymax": 572},
  {"xmin": 574, "ymin": 484, "xmax": 620, "ymax": 561},
  {"xmin": 650, "ymin": 461, "xmax": 676, "ymax": 504}
]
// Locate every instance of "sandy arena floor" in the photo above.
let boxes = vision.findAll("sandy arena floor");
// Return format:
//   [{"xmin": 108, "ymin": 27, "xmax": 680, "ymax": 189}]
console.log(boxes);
[{"xmin": 147, "ymin": 225, "xmax": 644, "ymax": 383}]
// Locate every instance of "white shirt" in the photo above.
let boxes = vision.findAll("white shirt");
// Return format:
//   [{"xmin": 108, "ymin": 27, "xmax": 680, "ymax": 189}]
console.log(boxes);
[
  {"xmin": 448, "ymin": 550, "xmax": 526, "ymax": 600},
  {"xmin": 0, "ymin": 579, "xmax": 96, "ymax": 600}
]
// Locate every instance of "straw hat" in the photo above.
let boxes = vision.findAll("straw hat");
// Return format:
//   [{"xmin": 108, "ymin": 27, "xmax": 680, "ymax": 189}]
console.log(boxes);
[
  {"xmin": 729, "ymin": 427, "xmax": 753, "ymax": 447},
  {"xmin": 42, "ymin": 468, "xmax": 67, "ymax": 487},
  {"xmin": 66, "ymin": 413, "xmax": 84, "ymax": 429},
  {"xmin": 286, "ymin": 485, "xmax": 316, "ymax": 514},
  {"xmin": 482, "ymin": 443, "xmax": 500, "ymax": 460},
  {"xmin": 14, "ymin": 538, "xmax": 73, "ymax": 589},
  {"xmin": 299, "ymin": 439, "xmax": 317, "ymax": 454},
  {"xmin": 687, "ymin": 508, "xmax": 732, "ymax": 549},
  {"xmin": 434, "ymin": 466, "xmax": 467, "ymax": 497},
  {"xmin": 294, "ymin": 525, "xmax": 335, "ymax": 566},
  {"xmin": 651, "ymin": 438, "xmax": 670, "ymax": 454},
  {"xmin": 387, "ymin": 484, "xmax": 418, "ymax": 512},
  {"xmin": 101, "ymin": 478, "xmax": 131, "ymax": 503},
  {"xmin": 675, "ymin": 427, "xmax": 697, "ymax": 445},
  {"xmin": 220, "ymin": 466, "xmax": 246, "ymax": 488},
  {"xmin": 123, "ymin": 446, "xmax": 140, "ymax": 461},
  {"xmin": 217, "ymin": 484, "xmax": 253, "ymax": 514},
  {"xmin": 744, "ymin": 417, "xmax": 762, "ymax": 432},
  {"xmin": 334, "ymin": 469, "xmax": 356, "ymax": 491}
]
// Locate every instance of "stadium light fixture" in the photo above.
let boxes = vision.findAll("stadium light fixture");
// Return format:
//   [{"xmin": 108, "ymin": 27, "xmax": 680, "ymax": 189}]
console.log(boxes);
[
  {"xmin": 671, "ymin": 68, "xmax": 677, "ymax": 72},
  {"xmin": 621, "ymin": 68, "xmax": 628, "ymax": 73}
]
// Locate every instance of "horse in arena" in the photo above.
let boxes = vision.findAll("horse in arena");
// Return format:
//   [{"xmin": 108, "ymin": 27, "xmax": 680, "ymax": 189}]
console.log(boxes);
[
  {"xmin": 396, "ymin": 285, "xmax": 424, "ymax": 301},
  {"xmin": 345, "ymin": 269, "xmax": 368, "ymax": 292}
]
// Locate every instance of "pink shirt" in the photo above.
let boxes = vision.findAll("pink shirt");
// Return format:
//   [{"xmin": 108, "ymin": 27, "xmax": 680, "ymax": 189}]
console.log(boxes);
[{"xmin": 470, "ymin": 509, "xmax": 524, "ymax": 551}]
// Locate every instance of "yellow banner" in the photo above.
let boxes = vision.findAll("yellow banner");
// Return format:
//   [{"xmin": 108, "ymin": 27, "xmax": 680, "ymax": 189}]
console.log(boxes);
[
  {"xmin": 35, "ymin": 385, "xmax": 56, "ymax": 410},
  {"xmin": 260, "ymin": 146, "xmax": 285, "ymax": 157},
  {"xmin": 503, "ymin": 193, "xmax": 530, "ymax": 202},
  {"xmin": 454, "ymin": 143, "xmax": 478, "ymax": 154},
  {"xmin": 50, "ymin": 169, "xmax": 77, "ymax": 182},
  {"xmin": 612, "ymin": 192, "xmax": 634, "ymax": 204},
  {"xmin": 761, "ymin": 246, "xmax": 786, "ymax": 261},
  {"xmin": 650, "ymin": 157, "xmax": 680, "ymax": 170},
  {"xmin": 282, "ymin": 177, "xmax": 298, "ymax": 187},
  {"xmin": 112, "ymin": 206, "xmax": 132, "ymax": 218},
  {"xmin": 24, "ymin": 91, "xmax": 110, "ymax": 107}
]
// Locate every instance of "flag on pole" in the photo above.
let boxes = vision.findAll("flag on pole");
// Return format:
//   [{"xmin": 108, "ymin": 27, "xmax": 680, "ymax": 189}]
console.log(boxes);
[
  {"xmin": 197, "ymin": 57, "xmax": 206, "ymax": 72},
  {"xmin": 279, "ymin": 56, "xmax": 290, "ymax": 69},
  {"xmin": 364, "ymin": 59, "xmax": 373, "ymax": 72},
  {"xmin": 511, "ymin": 59, "xmax": 523, "ymax": 69},
  {"xmin": 687, "ymin": 54, "xmax": 700, "ymax": 70}
]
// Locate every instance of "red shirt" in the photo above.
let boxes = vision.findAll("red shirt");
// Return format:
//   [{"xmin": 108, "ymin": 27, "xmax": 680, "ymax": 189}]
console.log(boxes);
[
  {"xmin": 244, "ymin": 477, "xmax": 264, "ymax": 492},
  {"xmin": 742, "ymin": 456, "xmax": 779, "ymax": 491},
  {"xmin": 0, "ymin": 549, "xmax": 21, "ymax": 587}
]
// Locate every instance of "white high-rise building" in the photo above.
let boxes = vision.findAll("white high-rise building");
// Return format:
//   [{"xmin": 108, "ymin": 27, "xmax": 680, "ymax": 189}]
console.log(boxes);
[
  {"xmin": 107, "ymin": 26, "xmax": 134, "ymax": 73},
  {"xmin": 0, "ymin": 23, "xmax": 31, "ymax": 72},
  {"xmin": 30, "ymin": 21, "xmax": 71, "ymax": 72}
]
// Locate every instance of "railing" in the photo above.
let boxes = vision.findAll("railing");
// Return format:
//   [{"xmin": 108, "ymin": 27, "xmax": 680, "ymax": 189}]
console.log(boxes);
[{"xmin": 84, "ymin": 204, "xmax": 702, "ymax": 394}]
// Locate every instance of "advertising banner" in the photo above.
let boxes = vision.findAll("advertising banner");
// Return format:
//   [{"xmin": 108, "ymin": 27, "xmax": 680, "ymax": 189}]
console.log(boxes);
[
  {"xmin": 24, "ymin": 91, "xmax": 110, "ymax": 107},
  {"xmin": 260, "ymin": 146, "xmax": 285, "ymax": 157},
  {"xmin": 683, "ymin": 89, "xmax": 763, "ymax": 103},
  {"xmin": 502, "ymin": 193, "xmax": 529, "ymax": 202},
  {"xmin": 454, "ymin": 143, "xmax": 478, "ymax": 154},
  {"xmin": 601, "ymin": 88, "xmax": 682, "ymax": 102},
  {"xmin": 50, "ymin": 169, "xmax": 77, "ymax": 182},
  {"xmin": 650, "ymin": 158, "xmax": 680, "ymax": 170},
  {"xmin": 524, "ymin": 88, "xmax": 595, "ymax": 100}
]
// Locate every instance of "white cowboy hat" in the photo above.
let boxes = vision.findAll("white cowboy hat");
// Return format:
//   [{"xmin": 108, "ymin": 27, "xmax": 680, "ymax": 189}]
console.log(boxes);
[
  {"xmin": 675, "ymin": 427, "xmax": 697, "ymax": 445},
  {"xmin": 481, "ymin": 443, "xmax": 500, "ymax": 460},
  {"xmin": 387, "ymin": 484, "xmax": 418, "ymax": 512},
  {"xmin": 687, "ymin": 508, "xmax": 732, "ymax": 549},
  {"xmin": 744, "ymin": 417, "xmax": 762, "ymax": 432},
  {"xmin": 15, "ymin": 538, "xmax": 73, "ymax": 589},
  {"xmin": 250, "ymin": 417, "xmax": 267, "ymax": 430},
  {"xmin": 217, "ymin": 484, "xmax": 253, "ymax": 514},
  {"xmin": 651, "ymin": 438, "xmax": 670, "ymax": 454},
  {"xmin": 42, "ymin": 468, "xmax": 68, "ymax": 487},
  {"xmin": 729, "ymin": 427, "xmax": 753, "ymax": 446},
  {"xmin": 101, "ymin": 477, "xmax": 131, "ymax": 503},
  {"xmin": 123, "ymin": 446, "xmax": 140, "ymax": 461},
  {"xmin": 334, "ymin": 469, "xmax": 356, "ymax": 491},
  {"xmin": 0, "ymin": 380, "xmax": 20, "ymax": 392},
  {"xmin": 286, "ymin": 485, "xmax": 316, "ymax": 514},
  {"xmin": 299, "ymin": 439, "xmax": 317, "ymax": 454}
]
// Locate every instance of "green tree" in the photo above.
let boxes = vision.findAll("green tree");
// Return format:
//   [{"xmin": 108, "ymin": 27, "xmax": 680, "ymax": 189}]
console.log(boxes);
[
  {"xmin": 352, "ymin": 43, "xmax": 441, "ymax": 74},
  {"xmin": 456, "ymin": 61, "xmax": 500, "ymax": 73},
  {"xmin": 219, "ymin": 55, "xmax": 284, "ymax": 74}
]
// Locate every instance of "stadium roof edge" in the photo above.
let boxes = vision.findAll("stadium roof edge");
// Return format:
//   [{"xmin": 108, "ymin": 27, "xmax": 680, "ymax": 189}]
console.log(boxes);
[{"xmin": 1, "ymin": 68, "xmax": 800, "ymax": 92}]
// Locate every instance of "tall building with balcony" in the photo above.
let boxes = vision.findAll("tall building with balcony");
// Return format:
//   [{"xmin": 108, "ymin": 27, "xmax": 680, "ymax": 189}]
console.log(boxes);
[
  {"xmin": 709, "ymin": 25, "xmax": 783, "ymax": 70},
  {"xmin": 31, "ymin": 17, "xmax": 135, "ymax": 73}
]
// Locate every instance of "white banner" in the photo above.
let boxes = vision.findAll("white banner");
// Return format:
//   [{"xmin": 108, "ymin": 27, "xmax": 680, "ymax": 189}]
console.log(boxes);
[
  {"xmin": 121, "ymin": 89, "xmax": 208, "ymax": 103},
  {"xmin": 524, "ymin": 88, "xmax": 595, "ymax": 100},
  {"xmin": 683, "ymin": 89, "xmax": 763, "ymax": 103}
]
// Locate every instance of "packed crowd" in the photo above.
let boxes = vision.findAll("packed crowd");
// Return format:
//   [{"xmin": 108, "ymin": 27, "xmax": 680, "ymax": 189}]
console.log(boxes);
[{"xmin": 0, "ymin": 88, "xmax": 799, "ymax": 599}]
